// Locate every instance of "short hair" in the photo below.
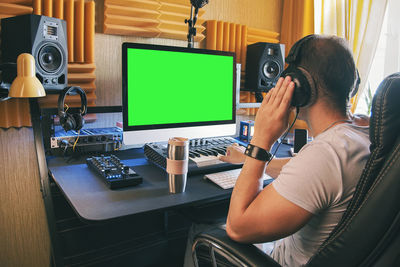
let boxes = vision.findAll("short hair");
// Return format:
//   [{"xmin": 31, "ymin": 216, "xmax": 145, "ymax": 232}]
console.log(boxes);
[{"xmin": 297, "ymin": 35, "xmax": 358, "ymax": 115}]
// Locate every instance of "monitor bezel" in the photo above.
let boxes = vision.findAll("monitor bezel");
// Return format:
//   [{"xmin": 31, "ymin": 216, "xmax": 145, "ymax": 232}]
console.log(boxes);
[{"xmin": 122, "ymin": 42, "xmax": 236, "ymax": 132}]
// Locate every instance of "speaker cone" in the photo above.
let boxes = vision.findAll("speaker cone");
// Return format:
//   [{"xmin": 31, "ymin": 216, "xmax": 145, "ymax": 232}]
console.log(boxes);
[
  {"xmin": 262, "ymin": 61, "xmax": 280, "ymax": 79},
  {"xmin": 38, "ymin": 44, "xmax": 63, "ymax": 73}
]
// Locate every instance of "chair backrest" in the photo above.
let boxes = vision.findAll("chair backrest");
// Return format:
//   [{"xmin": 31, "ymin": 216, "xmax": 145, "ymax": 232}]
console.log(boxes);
[{"xmin": 307, "ymin": 72, "xmax": 400, "ymax": 266}]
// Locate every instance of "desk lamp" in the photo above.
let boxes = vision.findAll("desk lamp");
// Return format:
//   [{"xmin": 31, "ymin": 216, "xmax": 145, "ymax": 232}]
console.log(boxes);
[{"xmin": 8, "ymin": 53, "xmax": 46, "ymax": 98}]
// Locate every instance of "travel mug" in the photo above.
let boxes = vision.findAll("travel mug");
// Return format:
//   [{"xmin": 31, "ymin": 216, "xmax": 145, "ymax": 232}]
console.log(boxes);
[{"xmin": 166, "ymin": 137, "xmax": 189, "ymax": 193}]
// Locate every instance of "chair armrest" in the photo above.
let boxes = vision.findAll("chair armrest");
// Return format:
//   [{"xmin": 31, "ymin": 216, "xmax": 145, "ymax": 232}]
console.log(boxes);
[{"xmin": 193, "ymin": 227, "xmax": 281, "ymax": 267}]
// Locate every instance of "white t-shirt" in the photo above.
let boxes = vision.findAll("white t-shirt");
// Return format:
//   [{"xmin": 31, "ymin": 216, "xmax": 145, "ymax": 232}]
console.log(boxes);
[{"xmin": 270, "ymin": 123, "xmax": 370, "ymax": 267}]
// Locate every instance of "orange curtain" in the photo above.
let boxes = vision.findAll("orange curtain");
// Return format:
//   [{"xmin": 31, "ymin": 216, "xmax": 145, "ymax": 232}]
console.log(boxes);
[
  {"xmin": 280, "ymin": 0, "xmax": 315, "ymax": 58},
  {"xmin": 280, "ymin": 0, "xmax": 315, "ymax": 131}
]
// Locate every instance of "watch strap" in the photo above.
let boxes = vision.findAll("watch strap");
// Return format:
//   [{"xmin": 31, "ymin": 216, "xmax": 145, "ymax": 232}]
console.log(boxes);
[{"xmin": 244, "ymin": 143, "xmax": 272, "ymax": 162}]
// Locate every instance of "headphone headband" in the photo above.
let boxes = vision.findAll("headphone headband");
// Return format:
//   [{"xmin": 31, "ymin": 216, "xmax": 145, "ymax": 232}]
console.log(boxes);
[
  {"xmin": 284, "ymin": 34, "xmax": 361, "ymax": 106},
  {"xmin": 351, "ymin": 68, "xmax": 361, "ymax": 98},
  {"xmin": 58, "ymin": 86, "xmax": 87, "ymax": 117},
  {"xmin": 285, "ymin": 34, "xmax": 317, "ymax": 64}
]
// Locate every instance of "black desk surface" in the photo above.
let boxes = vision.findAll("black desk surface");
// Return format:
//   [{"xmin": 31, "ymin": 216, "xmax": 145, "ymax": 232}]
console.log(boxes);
[{"xmin": 47, "ymin": 143, "xmax": 292, "ymax": 223}]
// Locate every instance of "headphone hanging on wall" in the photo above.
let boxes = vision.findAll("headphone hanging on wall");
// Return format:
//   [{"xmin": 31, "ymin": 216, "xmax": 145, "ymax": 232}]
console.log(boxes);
[
  {"xmin": 281, "ymin": 34, "xmax": 361, "ymax": 108},
  {"xmin": 58, "ymin": 86, "xmax": 87, "ymax": 132}
]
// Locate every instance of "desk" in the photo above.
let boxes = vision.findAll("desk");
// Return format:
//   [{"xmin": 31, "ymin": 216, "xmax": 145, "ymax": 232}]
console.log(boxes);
[
  {"xmin": 46, "ymin": 142, "xmax": 291, "ymax": 266},
  {"xmin": 47, "ymin": 148, "xmax": 236, "ymax": 222},
  {"xmin": 47, "ymin": 142, "xmax": 292, "ymax": 222}
]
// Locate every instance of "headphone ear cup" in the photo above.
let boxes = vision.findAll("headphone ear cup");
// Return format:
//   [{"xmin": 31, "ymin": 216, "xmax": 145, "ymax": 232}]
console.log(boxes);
[
  {"xmin": 283, "ymin": 68, "xmax": 314, "ymax": 108},
  {"xmin": 290, "ymin": 72, "xmax": 310, "ymax": 107},
  {"xmin": 296, "ymin": 67, "xmax": 317, "ymax": 108},
  {"xmin": 60, "ymin": 114, "xmax": 76, "ymax": 132},
  {"xmin": 72, "ymin": 113, "xmax": 84, "ymax": 131}
]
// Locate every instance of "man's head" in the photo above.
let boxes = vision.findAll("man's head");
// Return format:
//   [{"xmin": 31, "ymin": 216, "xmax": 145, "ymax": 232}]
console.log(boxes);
[{"xmin": 283, "ymin": 34, "xmax": 358, "ymax": 116}]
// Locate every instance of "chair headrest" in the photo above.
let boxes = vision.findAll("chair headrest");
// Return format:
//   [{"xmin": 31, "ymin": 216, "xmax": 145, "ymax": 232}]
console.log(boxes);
[{"xmin": 370, "ymin": 72, "xmax": 400, "ymax": 153}]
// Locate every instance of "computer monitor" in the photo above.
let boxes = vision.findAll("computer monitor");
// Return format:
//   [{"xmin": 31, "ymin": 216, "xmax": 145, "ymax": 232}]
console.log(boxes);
[{"xmin": 122, "ymin": 43, "xmax": 236, "ymax": 146}]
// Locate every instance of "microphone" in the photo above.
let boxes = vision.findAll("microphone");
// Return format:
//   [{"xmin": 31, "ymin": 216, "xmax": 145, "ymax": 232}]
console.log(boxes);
[{"xmin": 190, "ymin": 0, "xmax": 209, "ymax": 9}]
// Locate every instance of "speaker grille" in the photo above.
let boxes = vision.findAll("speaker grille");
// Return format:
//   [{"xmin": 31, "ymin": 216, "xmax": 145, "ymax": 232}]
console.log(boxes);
[
  {"xmin": 262, "ymin": 60, "xmax": 281, "ymax": 79},
  {"xmin": 38, "ymin": 44, "xmax": 63, "ymax": 73}
]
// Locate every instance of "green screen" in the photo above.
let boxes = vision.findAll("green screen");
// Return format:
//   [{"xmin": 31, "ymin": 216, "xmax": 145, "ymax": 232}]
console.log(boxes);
[{"xmin": 126, "ymin": 48, "xmax": 234, "ymax": 126}]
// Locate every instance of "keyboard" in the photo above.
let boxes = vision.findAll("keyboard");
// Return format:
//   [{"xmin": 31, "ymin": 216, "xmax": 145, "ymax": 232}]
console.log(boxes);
[
  {"xmin": 144, "ymin": 136, "xmax": 244, "ymax": 175},
  {"xmin": 205, "ymin": 168, "xmax": 274, "ymax": 189},
  {"xmin": 204, "ymin": 168, "xmax": 242, "ymax": 189}
]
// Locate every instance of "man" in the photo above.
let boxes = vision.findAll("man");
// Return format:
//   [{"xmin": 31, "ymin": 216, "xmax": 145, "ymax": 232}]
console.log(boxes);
[{"xmin": 223, "ymin": 34, "xmax": 370, "ymax": 266}]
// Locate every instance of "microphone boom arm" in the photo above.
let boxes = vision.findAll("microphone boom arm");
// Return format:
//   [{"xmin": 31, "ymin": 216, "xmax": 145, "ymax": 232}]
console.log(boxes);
[{"xmin": 185, "ymin": 0, "xmax": 208, "ymax": 48}]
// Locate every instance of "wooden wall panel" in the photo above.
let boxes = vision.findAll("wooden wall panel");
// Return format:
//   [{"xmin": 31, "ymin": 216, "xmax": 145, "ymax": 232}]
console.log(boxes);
[
  {"xmin": 0, "ymin": 128, "xmax": 51, "ymax": 267},
  {"xmin": 205, "ymin": 20, "xmax": 280, "ymax": 115}
]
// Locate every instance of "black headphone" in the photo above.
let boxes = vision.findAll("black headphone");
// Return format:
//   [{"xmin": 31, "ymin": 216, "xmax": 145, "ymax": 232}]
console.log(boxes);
[
  {"xmin": 58, "ymin": 86, "xmax": 87, "ymax": 132},
  {"xmin": 281, "ymin": 34, "xmax": 360, "ymax": 108}
]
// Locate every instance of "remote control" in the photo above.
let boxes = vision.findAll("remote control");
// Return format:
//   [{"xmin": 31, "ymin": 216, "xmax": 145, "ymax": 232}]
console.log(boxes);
[{"xmin": 86, "ymin": 154, "xmax": 143, "ymax": 189}]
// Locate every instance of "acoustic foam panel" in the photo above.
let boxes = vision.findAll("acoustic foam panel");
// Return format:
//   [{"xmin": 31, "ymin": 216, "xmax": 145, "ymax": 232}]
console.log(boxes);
[
  {"xmin": 0, "ymin": 0, "xmax": 96, "ymax": 128},
  {"xmin": 103, "ymin": 0, "xmax": 205, "ymax": 42},
  {"xmin": 205, "ymin": 20, "xmax": 280, "ymax": 115}
]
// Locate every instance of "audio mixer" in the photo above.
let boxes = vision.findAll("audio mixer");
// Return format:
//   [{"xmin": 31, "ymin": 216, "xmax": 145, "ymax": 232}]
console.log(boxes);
[{"xmin": 86, "ymin": 154, "xmax": 143, "ymax": 189}]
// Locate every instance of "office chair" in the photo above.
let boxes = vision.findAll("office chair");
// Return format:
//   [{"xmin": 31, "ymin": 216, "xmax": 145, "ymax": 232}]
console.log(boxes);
[{"xmin": 192, "ymin": 72, "xmax": 400, "ymax": 267}]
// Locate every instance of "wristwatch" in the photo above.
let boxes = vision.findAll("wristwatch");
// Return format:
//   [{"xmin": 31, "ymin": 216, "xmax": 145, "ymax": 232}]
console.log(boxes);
[{"xmin": 244, "ymin": 143, "xmax": 272, "ymax": 162}]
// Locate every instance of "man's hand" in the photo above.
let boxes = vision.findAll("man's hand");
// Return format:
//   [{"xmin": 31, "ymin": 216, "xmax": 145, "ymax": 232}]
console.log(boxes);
[
  {"xmin": 218, "ymin": 143, "xmax": 246, "ymax": 164},
  {"xmin": 251, "ymin": 76, "xmax": 295, "ymax": 150}
]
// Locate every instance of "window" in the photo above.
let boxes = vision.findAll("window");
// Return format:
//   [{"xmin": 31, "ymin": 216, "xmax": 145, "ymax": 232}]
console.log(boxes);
[{"xmin": 355, "ymin": 0, "xmax": 400, "ymax": 115}]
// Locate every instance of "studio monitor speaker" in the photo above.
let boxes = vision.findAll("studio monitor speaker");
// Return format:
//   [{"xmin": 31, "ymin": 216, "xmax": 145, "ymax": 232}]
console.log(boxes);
[
  {"xmin": 1, "ymin": 14, "xmax": 68, "ymax": 92},
  {"xmin": 244, "ymin": 42, "xmax": 285, "ymax": 92}
]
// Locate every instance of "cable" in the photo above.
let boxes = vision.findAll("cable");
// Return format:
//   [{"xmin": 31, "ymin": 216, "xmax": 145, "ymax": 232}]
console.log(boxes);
[
  {"xmin": 114, "ymin": 140, "xmax": 122, "ymax": 151},
  {"xmin": 255, "ymin": 92, "xmax": 264, "ymax": 103},
  {"xmin": 72, "ymin": 130, "xmax": 80, "ymax": 152},
  {"xmin": 60, "ymin": 139, "xmax": 69, "ymax": 159},
  {"xmin": 267, "ymin": 107, "xmax": 300, "ymax": 165}
]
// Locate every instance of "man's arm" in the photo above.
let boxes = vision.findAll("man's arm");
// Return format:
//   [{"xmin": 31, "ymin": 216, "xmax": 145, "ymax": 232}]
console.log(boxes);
[
  {"xmin": 219, "ymin": 144, "xmax": 290, "ymax": 178},
  {"xmin": 226, "ymin": 76, "xmax": 313, "ymax": 243},
  {"xmin": 226, "ymin": 156, "xmax": 312, "ymax": 243},
  {"xmin": 265, "ymin": 157, "xmax": 290, "ymax": 178}
]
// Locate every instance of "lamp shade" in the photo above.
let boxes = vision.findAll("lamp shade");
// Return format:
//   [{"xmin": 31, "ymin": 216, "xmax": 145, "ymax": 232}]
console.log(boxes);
[{"xmin": 9, "ymin": 53, "xmax": 46, "ymax": 98}]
